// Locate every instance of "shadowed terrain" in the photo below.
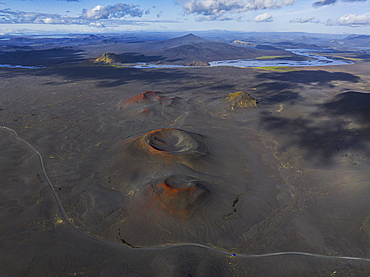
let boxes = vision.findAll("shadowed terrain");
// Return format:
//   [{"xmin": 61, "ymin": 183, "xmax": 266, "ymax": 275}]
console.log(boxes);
[{"xmin": 0, "ymin": 48, "xmax": 85, "ymax": 66}]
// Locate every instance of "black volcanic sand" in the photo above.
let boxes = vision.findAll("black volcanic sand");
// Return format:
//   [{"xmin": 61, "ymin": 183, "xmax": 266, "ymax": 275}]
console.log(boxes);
[{"xmin": 1, "ymin": 62, "xmax": 370, "ymax": 276}]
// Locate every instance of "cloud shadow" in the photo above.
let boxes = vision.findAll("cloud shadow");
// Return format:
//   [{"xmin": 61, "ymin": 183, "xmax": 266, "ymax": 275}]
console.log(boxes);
[{"xmin": 260, "ymin": 90, "xmax": 370, "ymax": 166}]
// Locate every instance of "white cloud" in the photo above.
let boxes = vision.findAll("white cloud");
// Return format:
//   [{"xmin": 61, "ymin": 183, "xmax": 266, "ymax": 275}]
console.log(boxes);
[
  {"xmin": 0, "ymin": 3, "xmax": 147, "ymax": 27},
  {"xmin": 254, "ymin": 12, "xmax": 273, "ymax": 22},
  {"xmin": 313, "ymin": 0, "xmax": 368, "ymax": 8},
  {"xmin": 327, "ymin": 12, "xmax": 370, "ymax": 26},
  {"xmin": 290, "ymin": 16, "xmax": 320, "ymax": 23},
  {"xmin": 195, "ymin": 14, "xmax": 233, "ymax": 21},
  {"xmin": 0, "ymin": 10, "xmax": 64, "ymax": 24},
  {"xmin": 38, "ymin": 18, "xmax": 66, "ymax": 24},
  {"xmin": 88, "ymin": 22, "xmax": 105, "ymax": 28},
  {"xmin": 312, "ymin": 0, "xmax": 336, "ymax": 7},
  {"xmin": 81, "ymin": 3, "xmax": 145, "ymax": 20},
  {"xmin": 182, "ymin": 0, "xmax": 296, "ymax": 21},
  {"xmin": 82, "ymin": 5, "xmax": 106, "ymax": 20}
]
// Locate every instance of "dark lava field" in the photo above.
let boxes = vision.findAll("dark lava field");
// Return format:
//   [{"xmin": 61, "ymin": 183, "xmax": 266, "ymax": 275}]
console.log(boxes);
[{"xmin": 1, "ymin": 33, "xmax": 370, "ymax": 276}]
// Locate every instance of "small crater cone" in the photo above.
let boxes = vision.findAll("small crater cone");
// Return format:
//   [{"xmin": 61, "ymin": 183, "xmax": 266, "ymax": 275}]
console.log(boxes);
[
  {"xmin": 94, "ymin": 52, "xmax": 119, "ymax": 64},
  {"xmin": 224, "ymin": 91, "xmax": 258, "ymax": 110},
  {"xmin": 151, "ymin": 175, "xmax": 211, "ymax": 216},
  {"xmin": 147, "ymin": 128, "xmax": 201, "ymax": 155}
]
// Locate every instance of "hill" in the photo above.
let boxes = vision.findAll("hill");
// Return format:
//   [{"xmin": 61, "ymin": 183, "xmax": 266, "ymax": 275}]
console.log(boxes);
[{"xmin": 147, "ymin": 33, "xmax": 209, "ymax": 51}]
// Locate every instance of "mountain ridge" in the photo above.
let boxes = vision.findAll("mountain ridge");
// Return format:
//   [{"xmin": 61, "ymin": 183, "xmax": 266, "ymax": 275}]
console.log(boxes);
[{"xmin": 92, "ymin": 33, "xmax": 292, "ymax": 65}]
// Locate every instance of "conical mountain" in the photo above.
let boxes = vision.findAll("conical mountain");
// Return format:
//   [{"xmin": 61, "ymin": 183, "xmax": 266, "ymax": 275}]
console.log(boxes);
[
  {"xmin": 139, "ymin": 33, "xmax": 210, "ymax": 53},
  {"xmin": 155, "ymin": 33, "xmax": 209, "ymax": 48}
]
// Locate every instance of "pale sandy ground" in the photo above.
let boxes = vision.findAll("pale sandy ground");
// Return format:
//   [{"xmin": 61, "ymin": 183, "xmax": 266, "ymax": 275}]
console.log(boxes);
[{"xmin": 1, "ymin": 61, "xmax": 370, "ymax": 276}]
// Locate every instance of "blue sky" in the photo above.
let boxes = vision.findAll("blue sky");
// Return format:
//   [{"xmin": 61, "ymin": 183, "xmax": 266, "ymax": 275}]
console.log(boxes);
[{"xmin": 0, "ymin": 0, "xmax": 369, "ymax": 34}]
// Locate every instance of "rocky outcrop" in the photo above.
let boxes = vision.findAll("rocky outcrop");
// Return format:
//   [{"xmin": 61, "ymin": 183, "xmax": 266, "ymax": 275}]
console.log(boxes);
[
  {"xmin": 223, "ymin": 91, "xmax": 258, "ymax": 110},
  {"xmin": 94, "ymin": 52, "xmax": 119, "ymax": 64}
]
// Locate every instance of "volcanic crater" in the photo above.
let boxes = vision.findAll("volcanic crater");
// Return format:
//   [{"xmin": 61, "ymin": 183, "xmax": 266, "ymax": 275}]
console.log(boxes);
[
  {"xmin": 145, "ymin": 128, "xmax": 206, "ymax": 156},
  {"xmin": 107, "ymin": 128, "xmax": 210, "ymax": 195},
  {"xmin": 151, "ymin": 174, "xmax": 211, "ymax": 216}
]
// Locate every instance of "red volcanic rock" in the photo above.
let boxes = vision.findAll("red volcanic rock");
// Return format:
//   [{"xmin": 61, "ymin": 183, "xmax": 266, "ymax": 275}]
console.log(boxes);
[
  {"xmin": 123, "ymin": 91, "xmax": 162, "ymax": 105},
  {"xmin": 118, "ymin": 92, "xmax": 186, "ymax": 122},
  {"xmin": 151, "ymin": 175, "xmax": 210, "ymax": 217}
]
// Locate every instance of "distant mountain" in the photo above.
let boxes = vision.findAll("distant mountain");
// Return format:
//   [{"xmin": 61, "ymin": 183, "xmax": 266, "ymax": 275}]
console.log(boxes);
[
  {"xmin": 152, "ymin": 33, "xmax": 208, "ymax": 49},
  {"xmin": 344, "ymin": 34, "xmax": 370, "ymax": 40},
  {"xmin": 159, "ymin": 41, "xmax": 261, "ymax": 64},
  {"xmin": 91, "ymin": 33, "xmax": 292, "ymax": 65},
  {"xmin": 116, "ymin": 33, "xmax": 211, "ymax": 55},
  {"xmin": 274, "ymin": 41, "xmax": 321, "ymax": 49},
  {"xmin": 344, "ymin": 35, "xmax": 370, "ymax": 47},
  {"xmin": 330, "ymin": 34, "xmax": 370, "ymax": 48}
]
